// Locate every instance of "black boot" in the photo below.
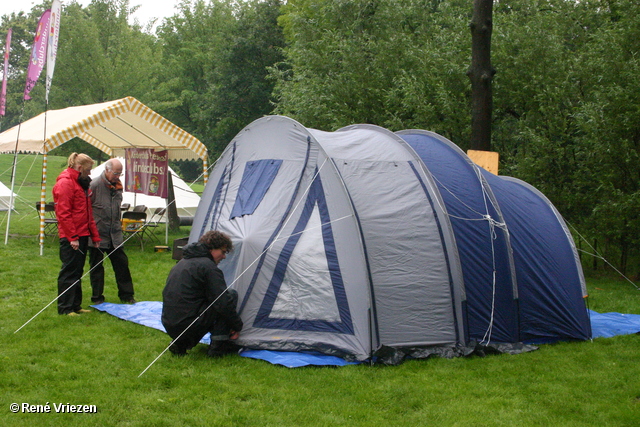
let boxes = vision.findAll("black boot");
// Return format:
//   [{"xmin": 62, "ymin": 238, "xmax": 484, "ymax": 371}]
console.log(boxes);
[
  {"xmin": 207, "ymin": 340, "xmax": 240, "ymax": 358},
  {"xmin": 169, "ymin": 342, "xmax": 187, "ymax": 356},
  {"xmin": 207, "ymin": 340, "xmax": 225, "ymax": 358}
]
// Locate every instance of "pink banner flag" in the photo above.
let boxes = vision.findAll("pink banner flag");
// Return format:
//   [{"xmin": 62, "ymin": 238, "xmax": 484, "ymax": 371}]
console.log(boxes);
[
  {"xmin": 24, "ymin": 9, "xmax": 51, "ymax": 101},
  {"xmin": 46, "ymin": 0, "xmax": 61, "ymax": 102},
  {"xmin": 125, "ymin": 148, "xmax": 169, "ymax": 199},
  {"xmin": 0, "ymin": 28, "xmax": 11, "ymax": 116}
]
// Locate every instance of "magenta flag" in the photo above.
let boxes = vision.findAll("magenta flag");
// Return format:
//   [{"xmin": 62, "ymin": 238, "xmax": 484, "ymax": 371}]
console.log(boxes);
[
  {"xmin": 1, "ymin": 29, "xmax": 11, "ymax": 116},
  {"xmin": 125, "ymin": 149, "xmax": 169, "ymax": 199},
  {"xmin": 24, "ymin": 9, "xmax": 51, "ymax": 101}
]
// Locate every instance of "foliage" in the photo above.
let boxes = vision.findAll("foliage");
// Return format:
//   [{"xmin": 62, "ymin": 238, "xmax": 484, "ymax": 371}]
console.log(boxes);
[
  {"xmin": 51, "ymin": 0, "xmax": 160, "ymax": 110},
  {"xmin": 272, "ymin": 0, "xmax": 471, "ymax": 142},
  {"xmin": 2, "ymin": 0, "xmax": 640, "ymax": 272},
  {"xmin": 150, "ymin": 0, "xmax": 285, "ymax": 160}
]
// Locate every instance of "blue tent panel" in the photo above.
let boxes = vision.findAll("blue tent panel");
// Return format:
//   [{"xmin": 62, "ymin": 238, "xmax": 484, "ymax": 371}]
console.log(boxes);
[
  {"xmin": 230, "ymin": 159, "xmax": 283, "ymax": 219},
  {"xmin": 481, "ymin": 172, "xmax": 591, "ymax": 342},
  {"xmin": 399, "ymin": 131, "xmax": 519, "ymax": 343}
]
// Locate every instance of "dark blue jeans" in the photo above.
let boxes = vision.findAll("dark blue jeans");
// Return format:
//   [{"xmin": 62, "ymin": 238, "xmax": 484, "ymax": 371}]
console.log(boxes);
[{"xmin": 57, "ymin": 236, "xmax": 89, "ymax": 314}]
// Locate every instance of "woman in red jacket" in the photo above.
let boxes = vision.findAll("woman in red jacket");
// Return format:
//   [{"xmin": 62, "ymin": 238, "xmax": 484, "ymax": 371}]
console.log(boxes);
[{"xmin": 52, "ymin": 153, "xmax": 101, "ymax": 316}]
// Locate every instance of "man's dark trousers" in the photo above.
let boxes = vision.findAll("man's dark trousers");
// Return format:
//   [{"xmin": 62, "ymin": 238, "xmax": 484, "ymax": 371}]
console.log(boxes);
[{"xmin": 89, "ymin": 246, "xmax": 134, "ymax": 302}]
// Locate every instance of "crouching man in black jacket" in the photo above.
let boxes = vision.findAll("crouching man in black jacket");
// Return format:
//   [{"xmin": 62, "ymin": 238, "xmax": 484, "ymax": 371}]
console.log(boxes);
[{"xmin": 161, "ymin": 230, "xmax": 243, "ymax": 357}]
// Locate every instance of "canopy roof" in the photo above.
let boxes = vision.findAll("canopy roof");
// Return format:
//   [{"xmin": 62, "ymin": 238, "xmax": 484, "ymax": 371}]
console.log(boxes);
[{"xmin": 0, "ymin": 97, "xmax": 207, "ymax": 161}]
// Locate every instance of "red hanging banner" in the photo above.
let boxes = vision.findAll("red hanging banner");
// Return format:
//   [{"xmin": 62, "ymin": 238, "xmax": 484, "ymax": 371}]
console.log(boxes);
[{"xmin": 124, "ymin": 148, "xmax": 169, "ymax": 199}]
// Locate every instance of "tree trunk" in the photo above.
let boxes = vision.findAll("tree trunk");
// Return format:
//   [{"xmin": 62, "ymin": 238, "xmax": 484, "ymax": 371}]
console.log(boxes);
[
  {"xmin": 167, "ymin": 172, "xmax": 180, "ymax": 232},
  {"xmin": 468, "ymin": 0, "xmax": 495, "ymax": 152}
]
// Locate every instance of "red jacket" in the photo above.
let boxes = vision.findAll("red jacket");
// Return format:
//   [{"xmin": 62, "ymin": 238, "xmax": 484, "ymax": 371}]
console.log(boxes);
[{"xmin": 52, "ymin": 167, "xmax": 101, "ymax": 243}]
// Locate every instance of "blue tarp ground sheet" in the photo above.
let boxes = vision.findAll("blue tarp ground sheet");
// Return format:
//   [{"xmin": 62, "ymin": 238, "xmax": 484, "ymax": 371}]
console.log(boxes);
[
  {"xmin": 91, "ymin": 302, "xmax": 640, "ymax": 367},
  {"xmin": 92, "ymin": 301, "xmax": 358, "ymax": 367},
  {"xmin": 588, "ymin": 309, "xmax": 640, "ymax": 338}
]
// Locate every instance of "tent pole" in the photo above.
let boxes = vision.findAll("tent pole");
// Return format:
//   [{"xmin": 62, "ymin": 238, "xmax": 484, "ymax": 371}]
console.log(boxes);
[
  {"xmin": 3, "ymin": 104, "xmax": 24, "ymax": 245},
  {"xmin": 4, "ymin": 135, "xmax": 19, "ymax": 245},
  {"xmin": 38, "ymin": 153, "xmax": 48, "ymax": 255},
  {"xmin": 165, "ymin": 164, "xmax": 169, "ymax": 245},
  {"xmin": 203, "ymin": 156, "xmax": 208, "ymax": 185}
]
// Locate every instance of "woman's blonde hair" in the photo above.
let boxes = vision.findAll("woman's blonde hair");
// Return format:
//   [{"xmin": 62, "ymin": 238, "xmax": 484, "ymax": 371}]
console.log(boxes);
[{"xmin": 67, "ymin": 152, "xmax": 94, "ymax": 169}]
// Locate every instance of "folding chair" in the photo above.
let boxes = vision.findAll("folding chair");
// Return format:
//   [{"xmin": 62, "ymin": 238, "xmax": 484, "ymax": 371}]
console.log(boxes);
[
  {"xmin": 145, "ymin": 207, "xmax": 165, "ymax": 244},
  {"xmin": 121, "ymin": 211, "xmax": 147, "ymax": 250},
  {"xmin": 120, "ymin": 203, "xmax": 131, "ymax": 212},
  {"xmin": 132, "ymin": 205, "xmax": 147, "ymax": 213},
  {"xmin": 36, "ymin": 202, "xmax": 58, "ymax": 238}
]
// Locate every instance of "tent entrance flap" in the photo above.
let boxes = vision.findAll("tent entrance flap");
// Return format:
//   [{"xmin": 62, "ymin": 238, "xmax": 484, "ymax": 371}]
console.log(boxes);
[{"xmin": 254, "ymin": 173, "xmax": 354, "ymax": 334}]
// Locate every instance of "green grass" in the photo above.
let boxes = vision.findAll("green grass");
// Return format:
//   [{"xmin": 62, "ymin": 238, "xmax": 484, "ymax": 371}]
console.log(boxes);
[{"xmin": 1, "ymin": 154, "xmax": 640, "ymax": 426}]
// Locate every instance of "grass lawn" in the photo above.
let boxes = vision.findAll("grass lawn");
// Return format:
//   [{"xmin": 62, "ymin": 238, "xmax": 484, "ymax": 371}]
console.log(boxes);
[{"xmin": 1, "ymin": 154, "xmax": 640, "ymax": 426}]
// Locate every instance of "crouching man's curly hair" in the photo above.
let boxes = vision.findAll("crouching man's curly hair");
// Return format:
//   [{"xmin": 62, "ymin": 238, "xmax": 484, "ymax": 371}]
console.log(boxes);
[{"xmin": 198, "ymin": 230, "xmax": 233, "ymax": 252}]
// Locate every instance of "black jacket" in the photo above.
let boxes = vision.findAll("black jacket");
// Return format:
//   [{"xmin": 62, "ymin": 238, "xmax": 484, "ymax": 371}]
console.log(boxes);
[{"xmin": 161, "ymin": 242, "xmax": 243, "ymax": 334}]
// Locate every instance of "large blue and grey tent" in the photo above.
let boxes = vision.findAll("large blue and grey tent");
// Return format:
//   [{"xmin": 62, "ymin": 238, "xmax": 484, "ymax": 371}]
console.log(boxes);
[{"xmin": 190, "ymin": 116, "xmax": 591, "ymax": 363}]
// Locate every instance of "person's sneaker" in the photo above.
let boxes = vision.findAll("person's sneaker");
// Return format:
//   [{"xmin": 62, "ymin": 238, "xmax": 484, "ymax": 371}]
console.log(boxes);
[
  {"xmin": 75, "ymin": 309, "xmax": 92, "ymax": 314},
  {"xmin": 121, "ymin": 298, "xmax": 137, "ymax": 304},
  {"xmin": 67, "ymin": 312, "xmax": 80, "ymax": 317}
]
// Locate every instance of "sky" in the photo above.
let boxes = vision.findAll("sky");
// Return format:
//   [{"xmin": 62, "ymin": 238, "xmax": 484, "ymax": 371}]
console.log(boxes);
[{"xmin": 0, "ymin": 0, "xmax": 180, "ymax": 30}]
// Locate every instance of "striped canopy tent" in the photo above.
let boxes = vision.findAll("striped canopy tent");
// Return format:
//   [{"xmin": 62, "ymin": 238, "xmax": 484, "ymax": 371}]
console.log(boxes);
[{"xmin": 0, "ymin": 97, "xmax": 208, "ymax": 253}]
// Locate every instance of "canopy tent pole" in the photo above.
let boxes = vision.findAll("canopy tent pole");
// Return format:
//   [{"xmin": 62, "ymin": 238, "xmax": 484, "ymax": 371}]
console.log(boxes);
[
  {"xmin": 38, "ymin": 153, "xmax": 48, "ymax": 255},
  {"xmin": 203, "ymin": 157, "xmax": 208, "ymax": 185},
  {"xmin": 37, "ymin": 104, "xmax": 50, "ymax": 255}
]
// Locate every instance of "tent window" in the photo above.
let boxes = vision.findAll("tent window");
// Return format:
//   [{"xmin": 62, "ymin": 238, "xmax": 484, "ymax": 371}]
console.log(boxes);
[{"xmin": 230, "ymin": 159, "xmax": 283, "ymax": 219}]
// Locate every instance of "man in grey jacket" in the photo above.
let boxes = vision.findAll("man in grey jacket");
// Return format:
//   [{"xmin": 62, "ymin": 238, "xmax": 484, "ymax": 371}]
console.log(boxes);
[{"xmin": 89, "ymin": 158, "xmax": 136, "ymax": 304}]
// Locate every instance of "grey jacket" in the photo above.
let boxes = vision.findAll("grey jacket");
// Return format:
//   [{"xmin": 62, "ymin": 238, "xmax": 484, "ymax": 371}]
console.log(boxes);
[{"xmin": 89, "ymin": 172, "xmax": 124, "ymax": 249}]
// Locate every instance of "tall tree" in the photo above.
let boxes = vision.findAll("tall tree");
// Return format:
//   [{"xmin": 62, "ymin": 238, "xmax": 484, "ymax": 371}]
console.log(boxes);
[{"xmin": 467, "ymin": 0, "xmax": 494, "ymax": 151}]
